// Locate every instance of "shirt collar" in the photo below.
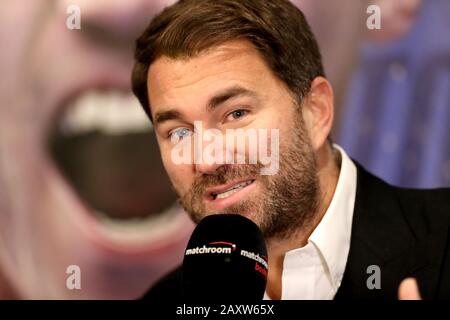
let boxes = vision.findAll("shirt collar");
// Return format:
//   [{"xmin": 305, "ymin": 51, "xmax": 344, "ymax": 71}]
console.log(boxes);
[{"xmin": 307, "ymin": 144, "xmax": 357, "ymax": 288}]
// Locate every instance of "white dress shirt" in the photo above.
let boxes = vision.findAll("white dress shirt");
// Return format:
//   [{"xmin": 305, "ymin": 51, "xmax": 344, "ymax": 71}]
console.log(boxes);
[{"xmin": 264, "ymin": 144, "xmax": 357, "ymax": 300}]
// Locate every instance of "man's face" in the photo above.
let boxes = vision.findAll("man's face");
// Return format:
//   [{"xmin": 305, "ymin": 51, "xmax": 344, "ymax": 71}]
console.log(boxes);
[{"xmin": 148, "ymin": 40, "xmax": 320, "ymax": 240}]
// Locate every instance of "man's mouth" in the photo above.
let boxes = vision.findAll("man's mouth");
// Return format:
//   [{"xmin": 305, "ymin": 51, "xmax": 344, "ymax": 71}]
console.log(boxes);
[
  {"xmin": 210, "ymin": 179, "xmax": 255, "ymax": 200},
  {"xmin": 205, "ymin": 178, "xmax": 256, "ymax": 211},
  {"xmin": 47, "ymin": 88, "xmax": 191, "ymax": 249}
]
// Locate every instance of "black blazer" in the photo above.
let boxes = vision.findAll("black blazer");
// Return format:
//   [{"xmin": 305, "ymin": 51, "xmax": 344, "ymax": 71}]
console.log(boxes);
[{"xmin": 142, "ymin": 163, "xmax": 450, "ymax": 300}]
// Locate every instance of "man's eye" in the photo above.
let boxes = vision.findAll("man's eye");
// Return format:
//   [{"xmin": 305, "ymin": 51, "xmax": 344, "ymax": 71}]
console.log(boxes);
[
  {"xmin": 227, "ymin": 109, "xmax": 248, "ymax": 121},
  {"xmin": 169, "ymin": 127, "xmax": 192, "ymax": 140}
]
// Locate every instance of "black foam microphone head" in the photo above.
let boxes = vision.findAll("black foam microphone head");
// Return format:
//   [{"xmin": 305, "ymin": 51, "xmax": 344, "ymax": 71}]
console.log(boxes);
[{"xmin": 182, "ymin": 214, "xmax": 268, "ymax": 301}]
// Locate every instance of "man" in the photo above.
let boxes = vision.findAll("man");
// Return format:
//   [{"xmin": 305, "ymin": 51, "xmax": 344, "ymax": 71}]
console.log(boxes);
[{"xmin": 132, "ymin": 0, "xmax": 450, "ymax": 299}]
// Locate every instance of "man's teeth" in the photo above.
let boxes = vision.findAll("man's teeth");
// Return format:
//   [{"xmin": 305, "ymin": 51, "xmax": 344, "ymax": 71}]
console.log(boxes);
[
  {"xmin": 60, "ymin": 90, "xmax": 152, "ymax": 136},
  {"xmin": 214, "ymin": 180, "xmax": 253, "ymax": 200}
]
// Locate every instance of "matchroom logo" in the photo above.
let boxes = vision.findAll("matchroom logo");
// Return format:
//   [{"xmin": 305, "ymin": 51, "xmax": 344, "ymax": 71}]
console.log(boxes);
[
  {"xmin": 185, "ymin": 243, "xmax": 269, "ymax": 278},
  {"xmin": 185, "ymin": 241, "xmax": 237, "ymax": 255},
  {"xmin": 241, "ymin": 249, "xmax": 268, "ymax": 277}
]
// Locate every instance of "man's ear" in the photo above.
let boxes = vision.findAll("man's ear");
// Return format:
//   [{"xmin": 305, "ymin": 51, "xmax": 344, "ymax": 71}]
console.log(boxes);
[{"xmin": 302, "ymin": 76, "xmax": 334, "ymax": 151}]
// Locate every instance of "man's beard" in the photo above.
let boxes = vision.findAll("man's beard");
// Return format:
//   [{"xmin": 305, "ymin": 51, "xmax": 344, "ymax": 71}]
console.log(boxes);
[{"xmin": 178, "ymin": 112, "xmax": 320, "ymax": 241}]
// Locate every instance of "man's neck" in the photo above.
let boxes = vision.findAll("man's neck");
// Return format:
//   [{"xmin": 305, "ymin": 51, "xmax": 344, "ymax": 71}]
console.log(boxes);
[{"xmin": 265, "ymin": 145, "xmax": 341, "ymax": 300}]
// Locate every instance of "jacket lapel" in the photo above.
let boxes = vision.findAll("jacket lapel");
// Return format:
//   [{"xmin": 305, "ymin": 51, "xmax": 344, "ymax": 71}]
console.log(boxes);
[{"xmin": 335, "ymin": 163, "xmax": 449, "ymax": 299}]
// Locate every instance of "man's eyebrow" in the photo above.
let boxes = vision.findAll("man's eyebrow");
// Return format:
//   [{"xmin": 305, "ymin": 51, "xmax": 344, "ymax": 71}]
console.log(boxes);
[
  {"xmin": 154, "ymin": 109, "xmax": 183, "ymax": 126},
  {"xmin": 207, "ymin": 86, "xmax": 258, "ymax": 112},
  {"xmin": 153, "ymin": 86, "xmax": 257, "ymax": 126}
]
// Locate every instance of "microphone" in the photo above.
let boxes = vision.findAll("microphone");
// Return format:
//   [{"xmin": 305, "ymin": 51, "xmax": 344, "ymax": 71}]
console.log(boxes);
[{"xmin": 181, "ymin": 214, "xmax": 268, "ymax": 301}]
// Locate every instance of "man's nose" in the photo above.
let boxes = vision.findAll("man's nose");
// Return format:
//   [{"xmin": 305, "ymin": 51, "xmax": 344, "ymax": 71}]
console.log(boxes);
[
  {"xmin": 193, "ymin": 132, "xmax": 231, "ymax": 175},
  {"xmin": 195, "ymin": 161, "xmax": 225, "ymax": 175}
]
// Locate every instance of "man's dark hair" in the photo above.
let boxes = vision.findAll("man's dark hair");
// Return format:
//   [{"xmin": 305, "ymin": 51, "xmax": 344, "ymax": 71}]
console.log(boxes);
[{"xmin": 132, "ymin": 0, "xmax": 325, "ymax": 121}]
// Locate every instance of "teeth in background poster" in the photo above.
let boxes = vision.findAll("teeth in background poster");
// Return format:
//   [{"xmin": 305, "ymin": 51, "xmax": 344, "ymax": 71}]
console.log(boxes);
[{"xmin": 60, "ymin": 90, "xmax": 152, "ymax": 136}]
